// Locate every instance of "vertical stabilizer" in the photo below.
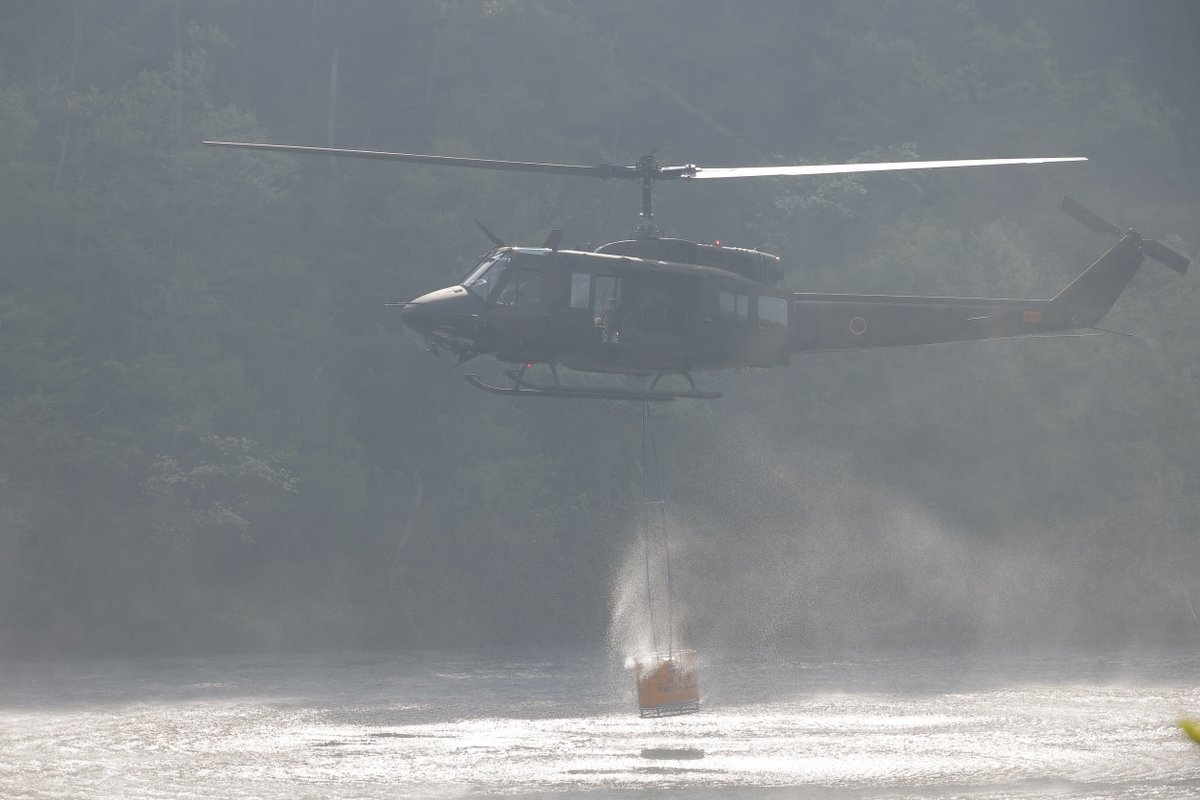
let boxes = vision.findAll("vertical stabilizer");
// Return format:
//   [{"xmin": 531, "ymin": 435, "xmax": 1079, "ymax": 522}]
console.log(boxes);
[
  {"xmin": 1051, "ymin": 234, "xmax": 1145, "ymax": 323},
  {"xmin": 1052, "ymin": 197, "xmax": 1188, "ymax": 324}
]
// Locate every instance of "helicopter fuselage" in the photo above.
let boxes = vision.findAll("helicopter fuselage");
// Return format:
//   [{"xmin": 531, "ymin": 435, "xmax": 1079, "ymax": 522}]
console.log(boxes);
[
  {"xmin": 399, "ymin": 222, "xmax": 1174, "ymax": 398},
  {"xmin": 401, "ymin": 245, "xmax": 793, "ymax": 375}
]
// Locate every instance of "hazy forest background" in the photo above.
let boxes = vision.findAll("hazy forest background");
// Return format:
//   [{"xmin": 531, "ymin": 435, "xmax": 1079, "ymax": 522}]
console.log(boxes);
[{"xmin": 1, "ymin": 0, "xmax": 1198, "ymax": 659}]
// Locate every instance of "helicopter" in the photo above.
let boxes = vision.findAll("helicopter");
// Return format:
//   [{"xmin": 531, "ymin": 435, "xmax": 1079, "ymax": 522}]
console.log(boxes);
[{"xmin": 204, "ymin": 141, "xmax": 1189, "ymax": 401}]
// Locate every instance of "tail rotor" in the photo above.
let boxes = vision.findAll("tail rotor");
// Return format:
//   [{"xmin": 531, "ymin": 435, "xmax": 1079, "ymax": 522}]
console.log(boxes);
[{"xmin": 1061, "ymin": 196, "xmax": 1189, "ymax": 274}]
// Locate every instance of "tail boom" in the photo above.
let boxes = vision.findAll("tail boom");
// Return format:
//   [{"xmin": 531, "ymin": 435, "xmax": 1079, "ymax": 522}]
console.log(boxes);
[
  {"xmin": 789, "ymin": 292, "xmax": 1064, "ymax": 353},
  {"xmin": 788, "ymin": 233, "xmax": 1156, "ymax": 354}
]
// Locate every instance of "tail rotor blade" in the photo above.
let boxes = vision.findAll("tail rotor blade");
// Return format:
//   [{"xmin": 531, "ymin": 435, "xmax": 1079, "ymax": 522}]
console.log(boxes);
[
  {"xmin": 1061, "ymin": 196, "xmax": 1122, "ymax": 236},
  {"xmin": 1141, "ymin": 238, "xmax": 1190, "ymax": 274},
  {"xmin": 1061, "ymin": 196, "xmax": 1189, "ymax": 276}
]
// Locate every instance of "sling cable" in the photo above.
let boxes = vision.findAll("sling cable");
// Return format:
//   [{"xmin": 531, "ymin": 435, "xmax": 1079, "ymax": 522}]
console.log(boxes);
[{"xmin": 632, "ymin": 400, "xmax": 699, "ymax": 717}]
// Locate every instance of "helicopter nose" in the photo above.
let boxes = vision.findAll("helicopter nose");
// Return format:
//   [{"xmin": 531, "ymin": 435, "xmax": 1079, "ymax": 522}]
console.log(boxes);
[
  {"xmin": 398, "ymin": 284, "xmax": 481, "ymax": 342},
  {"xmin": 399, "ymin": 300, "xmax": 435, "ymax": 336}
]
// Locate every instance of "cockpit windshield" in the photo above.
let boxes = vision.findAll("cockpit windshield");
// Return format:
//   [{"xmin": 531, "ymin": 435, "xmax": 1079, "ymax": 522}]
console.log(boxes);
[{"xmin": 462, "ymin": 253, "xmax": 512, "ymax": 299}]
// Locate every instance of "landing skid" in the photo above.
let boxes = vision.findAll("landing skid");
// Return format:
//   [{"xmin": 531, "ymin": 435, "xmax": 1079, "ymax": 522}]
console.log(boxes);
[{"xmin": 464, "ymin": 367, "xmax": 720, "ymax": 401}]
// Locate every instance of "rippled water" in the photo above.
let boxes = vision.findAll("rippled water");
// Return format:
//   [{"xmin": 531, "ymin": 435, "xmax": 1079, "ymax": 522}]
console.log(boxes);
[{"xmin": 1, "ymin": 648, "xmax": 1198, "ymax": 798}]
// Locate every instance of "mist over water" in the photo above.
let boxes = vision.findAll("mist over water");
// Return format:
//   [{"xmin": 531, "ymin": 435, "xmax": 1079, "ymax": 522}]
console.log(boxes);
[
  {"xmin": 608, "ymin": 519, "xmax": 699, "ymax": 666},
  {"xmin": 602, "ymin": 393, "xmax": 1200, "ymax": 713},
  {"xmin": 691, "ymin": 474, "xmax": 1068, "ymax": 650},
  {"xmin": 646, "ymin": 425, "xmax": 1200, "ymax": 656}
]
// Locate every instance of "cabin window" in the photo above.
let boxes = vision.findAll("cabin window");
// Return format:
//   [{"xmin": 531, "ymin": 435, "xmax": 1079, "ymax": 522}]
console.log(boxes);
[
  {"xmin": 593, "ymin": 275, "xmax": 623, "ymax": 343},
  {"xmin": 495, "ymin": 268, "xmax": 543, "ymax": 307},
  {"xmin": 718, "ymin": 291, "xmax": 749, "ymax": 321},
  {"xmin": 758, "ymin": 295, "xmax": 788, "ymax": 329},
  {"xmin": 594, "ymin": 275, "xmax": 621, "ymax": 311},
  {"xmin": 570, "ymin": 272, "xmax": 591, "ymax": 309}
]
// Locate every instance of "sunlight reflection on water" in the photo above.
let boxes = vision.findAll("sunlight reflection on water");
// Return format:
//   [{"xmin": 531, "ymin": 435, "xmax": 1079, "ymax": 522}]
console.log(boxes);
[{"xmin": 0, "ymin": 649, "xmax": 1198, "ymax": 798}]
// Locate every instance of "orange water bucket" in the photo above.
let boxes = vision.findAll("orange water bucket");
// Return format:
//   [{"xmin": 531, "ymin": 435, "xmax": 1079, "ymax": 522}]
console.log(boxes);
[{"xmin": 634, "ymin": 650, "xmax": 699, "ymax": 717}]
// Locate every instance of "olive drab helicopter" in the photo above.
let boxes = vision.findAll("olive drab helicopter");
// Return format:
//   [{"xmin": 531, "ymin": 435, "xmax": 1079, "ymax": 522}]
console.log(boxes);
[{"xmin": 204, "ymin": 140, "xmax": 1189, "ymax": 401}]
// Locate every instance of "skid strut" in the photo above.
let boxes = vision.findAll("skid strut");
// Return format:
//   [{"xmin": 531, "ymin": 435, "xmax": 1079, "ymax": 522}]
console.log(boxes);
[{"xmin": 464, "ymin": 364, "xmax": 720, "ymax": 401}]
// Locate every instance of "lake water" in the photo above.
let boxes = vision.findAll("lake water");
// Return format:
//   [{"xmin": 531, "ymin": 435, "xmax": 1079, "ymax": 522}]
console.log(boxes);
[{"xmin": 1, "ymin": 648, "xmax": 1198, "ymax": 798}]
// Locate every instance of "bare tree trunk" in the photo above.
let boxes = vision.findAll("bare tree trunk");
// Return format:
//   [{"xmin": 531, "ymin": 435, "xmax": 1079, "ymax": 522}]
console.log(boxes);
[
  {"xmin": 52, "ymin": 0, "xmax": 84, "ymax": 192},
  {"xmin": 327, "ymin": 46, "xmax": 339, "ymax": 182},
  {"xmin": 172, "ymin": 0, "xmax": 184, "ymax": 147}
]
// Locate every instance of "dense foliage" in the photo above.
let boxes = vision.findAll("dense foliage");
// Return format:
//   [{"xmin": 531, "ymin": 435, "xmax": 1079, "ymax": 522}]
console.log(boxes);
[{"xmin": 0, "ymin": 1, "xmax": 1197, "ymax": 657}]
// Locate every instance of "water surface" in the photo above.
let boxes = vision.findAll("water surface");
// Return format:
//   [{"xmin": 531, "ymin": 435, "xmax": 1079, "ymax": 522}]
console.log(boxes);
[{"xmin": 2, "ymin": 649, "xmax": 1198, "ymax": 798}]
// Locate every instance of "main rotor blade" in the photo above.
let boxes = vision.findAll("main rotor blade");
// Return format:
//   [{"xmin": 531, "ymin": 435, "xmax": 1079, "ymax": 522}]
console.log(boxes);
[
  {"xmin": 205, "ymin": 142, "xmax": 1085, "ymax": 185},
  {"xmin": 473, "ymin": 218, "xmax": 507, "ymax": 247},
  {"xmin": 686, "ymin": 156, "xmax": 1086, "ymax": 179},
  {"xmin": 203, "ymin": 141, "xmax": 638, "ymax": 179}
]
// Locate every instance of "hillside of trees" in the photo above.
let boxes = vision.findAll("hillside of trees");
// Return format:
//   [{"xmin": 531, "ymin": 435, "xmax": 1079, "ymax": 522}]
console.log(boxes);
[{"xmin": 0, "ymin": 1, "xmax": 1197, "ymax": 658}]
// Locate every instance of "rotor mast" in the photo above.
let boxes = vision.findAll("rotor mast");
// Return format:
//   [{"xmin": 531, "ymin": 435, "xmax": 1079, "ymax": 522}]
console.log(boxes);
[
  {"xmin": 629, "ymin": 151, "xmax": 704, "ymax": 238},
  {"xmin": 637, "ymin": 153, "xmax": 658, "ymax": 219}
]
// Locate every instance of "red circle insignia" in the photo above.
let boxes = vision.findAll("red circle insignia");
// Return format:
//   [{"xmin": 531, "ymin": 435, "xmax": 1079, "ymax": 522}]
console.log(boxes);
[{"xmin": 850, "ymin": 316, "xmax": 867, "ymax": 335}]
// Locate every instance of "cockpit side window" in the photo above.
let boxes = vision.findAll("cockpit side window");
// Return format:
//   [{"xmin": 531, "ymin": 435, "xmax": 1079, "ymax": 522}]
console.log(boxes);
[
  {"xmin": 516, "ymin": 269, "xmax": 543, "ymax": 306},
  {"xmin": 462, "ymin": 253, "xmax": 512, "ymax": 299}
]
